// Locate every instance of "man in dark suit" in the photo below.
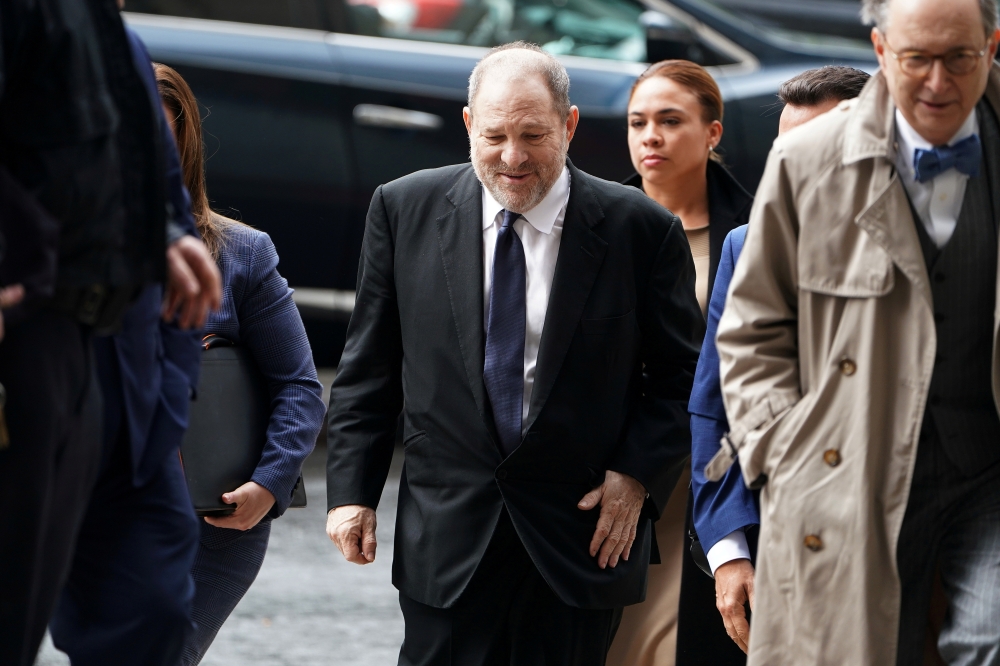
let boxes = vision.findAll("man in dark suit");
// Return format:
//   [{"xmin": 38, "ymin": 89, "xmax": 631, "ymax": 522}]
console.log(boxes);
[
  {"xmin": 0, "ymin": 2, "xmax": 219, "ymax": 664},
  {"xmin": 47, "ymin": 12, "xmax": 220, "ymax": 666},
  {"xmin": 326, "ymin": 41, "xmax": 702, "ymax": 665}
]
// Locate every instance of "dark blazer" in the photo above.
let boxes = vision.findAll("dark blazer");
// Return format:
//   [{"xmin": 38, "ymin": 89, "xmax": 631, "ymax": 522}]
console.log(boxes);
[
  {"xmin": 327, "ymin": 160, "xmax": 702, "ymax": 610},
  {"xmin": 624, "ymin": 159, "xmax": 753, "ymax": 303},
  {"xmin": 205, "ymin": 223, "xmax": 326, "ymax": 515},
  {"xmin": 92, "ymin": 26, "xmax": 202, "ymax": 486}
]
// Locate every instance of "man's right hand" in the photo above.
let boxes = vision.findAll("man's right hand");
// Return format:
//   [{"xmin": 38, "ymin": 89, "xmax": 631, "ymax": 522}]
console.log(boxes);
[
  {"xmin": 163, "ymin": 235, "xmax": 221, "ymax": 329},
  {"xmin": 715, "ymin": 558, "xmax": 755, "ymax": 653},
  {"xmin": 326, "ymin": 505, "xmax": 378, "ymax": 565}
]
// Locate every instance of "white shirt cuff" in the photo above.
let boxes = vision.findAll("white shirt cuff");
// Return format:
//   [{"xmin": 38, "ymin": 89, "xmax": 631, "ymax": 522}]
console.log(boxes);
[{"xmin": 706, "ymin": 529, "xmax": 752, "ymax": 575}]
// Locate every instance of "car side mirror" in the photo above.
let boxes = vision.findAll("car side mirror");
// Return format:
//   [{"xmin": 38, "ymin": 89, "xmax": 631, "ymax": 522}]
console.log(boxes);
[{"xmin": 640, "ymin": 11, "xmax": 709, "ymax": 64}]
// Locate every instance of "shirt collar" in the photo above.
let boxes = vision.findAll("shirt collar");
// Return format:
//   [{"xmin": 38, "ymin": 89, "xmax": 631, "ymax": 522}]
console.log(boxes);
[
  {"xmin": 895, "ymin": 107, "xmax": 979, "ymax": 178},
  {"xmin": 482, "ymin": 166, "xmax": 570, "ymax": 233}
]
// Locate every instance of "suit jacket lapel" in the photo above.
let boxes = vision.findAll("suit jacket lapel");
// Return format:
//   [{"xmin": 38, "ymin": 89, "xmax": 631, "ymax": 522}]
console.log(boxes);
[
  {"xmin": 435, "ymin": 167, "xmax": 498, "ymax": 443},
  {"xmin": 524, "ymin": 162, "xmax": 608, "ymax": 432}
]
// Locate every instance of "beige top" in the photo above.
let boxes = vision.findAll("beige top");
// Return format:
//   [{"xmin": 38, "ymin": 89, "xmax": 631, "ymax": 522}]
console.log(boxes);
[{"xmin": 684, "ymin": 225, "xmax": 710, "ymax": 317}]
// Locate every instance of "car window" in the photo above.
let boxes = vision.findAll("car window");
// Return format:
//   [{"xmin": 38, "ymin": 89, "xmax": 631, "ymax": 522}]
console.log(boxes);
[
  {"xmin": 125, "ymin": 0, "xmax": 338, "ymax": 30},
  {"xmin": 344, "ymin": 0, "xmax": 650, "ymax": 61}
]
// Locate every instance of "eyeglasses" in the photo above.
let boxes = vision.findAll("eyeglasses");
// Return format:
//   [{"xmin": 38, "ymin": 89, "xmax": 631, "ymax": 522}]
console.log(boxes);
[{"xmin": 881, "ymin": 34, "xmax": 993, "ymax": 77}]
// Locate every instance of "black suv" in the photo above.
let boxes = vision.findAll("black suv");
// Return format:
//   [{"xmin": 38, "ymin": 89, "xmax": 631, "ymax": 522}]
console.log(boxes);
[{"xmin": 126, "ymin": 0, "xmax": 872, "ymax": 361}]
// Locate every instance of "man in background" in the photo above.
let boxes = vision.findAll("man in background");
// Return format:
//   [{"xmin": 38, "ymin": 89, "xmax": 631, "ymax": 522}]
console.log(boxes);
[{"xmin": 685, "ymin": 65, "xmax": 870, "ymax": 660}]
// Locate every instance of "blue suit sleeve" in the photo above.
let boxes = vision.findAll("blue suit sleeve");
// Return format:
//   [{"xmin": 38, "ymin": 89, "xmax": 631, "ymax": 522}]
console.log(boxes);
[
  {"xmin": 689, "ymin": 226, "xmax": 759, "ymax": 553},
  {"xmin": 238, "ymin": 232, "xmax": 326, "ymax": 514}
]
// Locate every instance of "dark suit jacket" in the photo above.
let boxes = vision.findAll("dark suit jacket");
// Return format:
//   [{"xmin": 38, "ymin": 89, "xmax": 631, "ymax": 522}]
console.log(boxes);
[
  {"xmin": 327, "ymin": 160, "xmax": 702, "ymax": 610},
  {"xmin": 92, "ymin": 26, "xmax": 201, "ymax": 485}
]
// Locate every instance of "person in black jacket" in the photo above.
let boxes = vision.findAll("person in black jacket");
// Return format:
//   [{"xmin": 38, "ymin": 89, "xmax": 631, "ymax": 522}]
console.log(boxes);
[
  {"xmin": 0, "ymin": 2, "xmax": 219, "ymax": 664},
  {"xmin": 325, "ymin": 42, "xmax": 702, "ymax": 666}
]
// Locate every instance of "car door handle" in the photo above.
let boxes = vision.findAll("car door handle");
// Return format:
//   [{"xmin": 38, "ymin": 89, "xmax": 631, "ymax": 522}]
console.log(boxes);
[{"xmin": 353, "ymin": 104, "xmax": 443, "ymax": 131}]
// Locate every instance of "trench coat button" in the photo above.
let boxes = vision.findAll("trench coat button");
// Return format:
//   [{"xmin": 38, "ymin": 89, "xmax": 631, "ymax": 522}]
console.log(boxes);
[
  {"xmin": 934, "ymin": 273, "xmax": 946, "ymax": 283},
  {"xmin": 804, "ymin": 535, "xmax": 823, "ymax": 551},
  {"xmin": 930, "ymin": 395, "xmax": 942, "ymax": 406},
  {"xmin": 934, "ymin": 313, "xmax": 946, "ymax": 324},
  {"xmin": 823, "ymin": 449, "xmax": 841, "ymax": 467},
  {"xmin": 496, "ymin": 469, "xmax": 507, "ymax": 480},
  {"xmin": 838, "ymin": 358, "xmax": 857, "ymax": 376}
]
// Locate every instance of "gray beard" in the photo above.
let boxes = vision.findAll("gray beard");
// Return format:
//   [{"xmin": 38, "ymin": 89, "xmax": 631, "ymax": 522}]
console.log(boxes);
[{"xmin": 472, "ymin": 145, "xmax": 566, "ymax": 214}]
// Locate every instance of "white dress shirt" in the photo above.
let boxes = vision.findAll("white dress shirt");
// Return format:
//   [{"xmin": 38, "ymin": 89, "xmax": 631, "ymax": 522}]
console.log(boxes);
[
  {"xmin": 707, "ymin": 530, "xmax": 752, "ymax": 575},
  {"xmin": 482, "ymin": 167, "xmax": 570, "ymax": 429},
  {"xmin": 894, "ymin": 108, "xmax": 979, "ymax": 248}
]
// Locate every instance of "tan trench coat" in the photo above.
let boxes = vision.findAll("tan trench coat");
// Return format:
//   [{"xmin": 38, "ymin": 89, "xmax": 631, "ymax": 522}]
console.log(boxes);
[{"xmin": 713, "ymin": 66, "xmax": 1000, "ymax": 665}]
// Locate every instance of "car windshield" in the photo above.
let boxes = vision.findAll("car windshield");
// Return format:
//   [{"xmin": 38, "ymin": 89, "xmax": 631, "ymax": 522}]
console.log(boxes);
[{"xmin": 346, "ymin": 0, "xmax": 649, "ymax": 60}]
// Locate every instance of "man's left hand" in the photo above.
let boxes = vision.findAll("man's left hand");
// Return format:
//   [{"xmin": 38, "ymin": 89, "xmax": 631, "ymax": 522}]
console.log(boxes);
[
  {"xmin": 164, "ymin": 235, "xmax": 221, "ymax": 329},
  {"xmin": 204, "ymin": 481, "xmax": 275, "ymax": 531},
  {"xmin": 577, "ymin": 470, "xmax": 646, "ymax": 569}
]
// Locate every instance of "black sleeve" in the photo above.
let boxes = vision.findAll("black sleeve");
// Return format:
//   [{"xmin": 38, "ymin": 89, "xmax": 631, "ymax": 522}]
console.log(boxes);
[
  {"xmin": 608, "ymin": 216, "xmax": 703, "ymax": 517},
  {"xmin": 0, "ymin": 164, "xmax": 59, "ymax": 321},
  {"xmin": 325, "ymin": 185, "xmax": 404, "ymax": 511}
]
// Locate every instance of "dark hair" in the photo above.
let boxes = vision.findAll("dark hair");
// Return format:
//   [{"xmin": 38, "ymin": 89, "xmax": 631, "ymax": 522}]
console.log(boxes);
[
  {"xmin": 778, "ymin": 66, "xmax": 871, "ymax": 108},
  {"xmin": 154, "ymin": 62, "xmax": 242, "ymax": 258}
]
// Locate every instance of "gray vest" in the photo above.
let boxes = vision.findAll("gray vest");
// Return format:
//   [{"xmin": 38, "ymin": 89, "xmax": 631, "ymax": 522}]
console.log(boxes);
[{"xmin": 911, "ymin": 99, "xmax": 1000, "ymax": 477}]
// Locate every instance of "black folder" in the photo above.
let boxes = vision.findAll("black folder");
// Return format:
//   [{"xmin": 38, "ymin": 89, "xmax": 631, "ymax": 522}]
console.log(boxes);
[{"xmin": 181, "ymin": 338, "xmax": 306, "ymax": 516}]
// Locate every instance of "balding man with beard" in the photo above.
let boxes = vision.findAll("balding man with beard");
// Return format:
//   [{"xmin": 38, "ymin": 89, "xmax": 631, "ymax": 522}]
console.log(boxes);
[{"xmin": 324, "ymin": 42, "xmax": 702, "ymax": 666}]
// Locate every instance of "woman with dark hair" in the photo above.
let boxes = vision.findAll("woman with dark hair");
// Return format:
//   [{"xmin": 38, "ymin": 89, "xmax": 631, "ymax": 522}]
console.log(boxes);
[
  {"xmin": 608, "ymin": 59, "xmax": 752, "ymax": 666},
  {"xmin": 154, "ymin": 63, "xmax": 327, "ymax": 665}
]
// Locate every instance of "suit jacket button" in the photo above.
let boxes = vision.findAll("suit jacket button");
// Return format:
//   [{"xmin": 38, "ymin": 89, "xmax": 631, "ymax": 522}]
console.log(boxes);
[
  {"xmin": 804, "ymin": 535, "xmax": 823, "ymax": 551},
  {"xmin": 496, "ymin": 469, "xmax": 507, "ymax": 480},
  {"xmin": 838, "ymin": 359, "xmax": 856, "ymax": 376},
  {"xmin": 823, "ymin": 449, "xmax": 841, "ymax": 467}
]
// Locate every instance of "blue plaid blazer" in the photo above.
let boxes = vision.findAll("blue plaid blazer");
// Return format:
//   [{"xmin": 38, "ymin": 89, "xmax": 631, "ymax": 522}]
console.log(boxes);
[{"xmin": 205, "ymin": 222, "xmax": 326, "ymax": 515}]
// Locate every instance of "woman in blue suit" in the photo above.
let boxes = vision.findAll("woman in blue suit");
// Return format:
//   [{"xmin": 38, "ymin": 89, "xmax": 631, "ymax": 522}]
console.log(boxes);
[{"xmin": 154, "ymin": 64, "xmax": 327, "ymax": 665}]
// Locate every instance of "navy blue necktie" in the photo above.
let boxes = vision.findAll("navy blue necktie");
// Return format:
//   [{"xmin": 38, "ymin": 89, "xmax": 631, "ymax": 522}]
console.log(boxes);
[
  {"xmin": 913, "ymin": 134, "xmax": 981, "ymax": 183},
  {"xmin": 484, "ymin": 209, "xmax": 526, "ymax": 458}
]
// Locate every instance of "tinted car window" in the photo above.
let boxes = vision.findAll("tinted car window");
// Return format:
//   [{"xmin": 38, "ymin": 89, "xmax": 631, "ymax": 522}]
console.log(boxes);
[
  {"xmin": 126, "ymin": 0, "xmax": 338, "ymax": 30},
  {"xmin": 345, "ymin": 0, "xmax": 649, "ymax": 61}
]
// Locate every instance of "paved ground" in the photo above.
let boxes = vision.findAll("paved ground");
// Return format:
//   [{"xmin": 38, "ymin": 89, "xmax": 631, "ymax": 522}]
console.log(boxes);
[{"xmin": 36, "ymin": 370, "xmax": 407, "ymax": 666}]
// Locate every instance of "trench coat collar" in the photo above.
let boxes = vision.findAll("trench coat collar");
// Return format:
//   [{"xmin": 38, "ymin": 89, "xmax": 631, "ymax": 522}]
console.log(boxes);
[
  {"xmin": 844, "ymin": 64, "xmax": 1000, "ymax": 309},
  {"xmin": 844, "ymin": 63, "xmax": 1000, "ymax": 166}
]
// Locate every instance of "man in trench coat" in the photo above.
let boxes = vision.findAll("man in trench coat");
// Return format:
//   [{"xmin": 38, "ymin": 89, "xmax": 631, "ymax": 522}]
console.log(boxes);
[{"xmin": 711, "ymin": 0, "xmax": 1000, "ymax": 663}]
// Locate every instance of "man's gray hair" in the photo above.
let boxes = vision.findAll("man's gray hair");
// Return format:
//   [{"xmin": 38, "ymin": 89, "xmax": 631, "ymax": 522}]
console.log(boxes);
[
  {"xmin": 861, "ymin": 0, "xmax": 998, "ymax": 35},
  {"xmin": 467, "ymin": 42, "xmax": 571, "ymax": 119}
]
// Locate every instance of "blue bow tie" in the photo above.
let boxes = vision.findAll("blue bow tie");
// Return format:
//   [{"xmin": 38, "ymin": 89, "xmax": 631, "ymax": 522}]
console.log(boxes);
[{"xmin": 913, "ymin": 134, "xmax": 981, "ymax": 183}]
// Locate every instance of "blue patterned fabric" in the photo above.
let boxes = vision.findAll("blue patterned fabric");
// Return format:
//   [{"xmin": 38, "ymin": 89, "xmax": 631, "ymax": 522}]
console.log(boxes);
[
  {"xmin": 484, "ymin": 209, "xmax": 527, "ymax": 457},
  {"xmin": 689, "ymin": 224, "xmax": 760, "ymax": 554},
  {"xmin": 204, "ymin": 223, "xmax": 326, "ymax": 514}
]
